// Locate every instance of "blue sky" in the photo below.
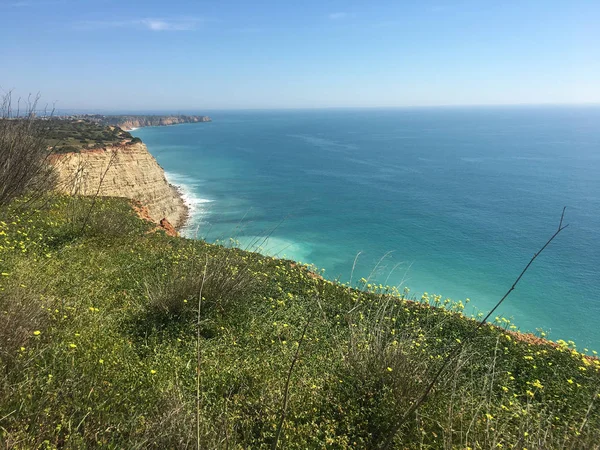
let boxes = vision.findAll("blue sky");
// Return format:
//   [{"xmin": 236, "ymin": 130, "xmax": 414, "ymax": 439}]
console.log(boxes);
[{"xmin": 1, "ymin": 0, "xmax": 599, "ymax": 110}]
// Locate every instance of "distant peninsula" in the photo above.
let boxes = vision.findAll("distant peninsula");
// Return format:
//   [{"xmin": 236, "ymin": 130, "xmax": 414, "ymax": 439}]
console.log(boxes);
[{"xmin": 59, "ymin": 114, "xmax": 212, "ymax": 131}]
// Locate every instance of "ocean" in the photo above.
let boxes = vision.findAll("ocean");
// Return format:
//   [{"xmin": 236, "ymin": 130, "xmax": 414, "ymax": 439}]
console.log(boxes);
[{"xmin": 131, "ymin": 107, "xmax": 600, "ymax": 350}]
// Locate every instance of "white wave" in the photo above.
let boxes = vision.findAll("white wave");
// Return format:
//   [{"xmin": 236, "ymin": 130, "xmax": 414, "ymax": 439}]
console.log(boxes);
[{"xmin": 164, "ymin": 171, "xmax": 213, "ymax": 236}]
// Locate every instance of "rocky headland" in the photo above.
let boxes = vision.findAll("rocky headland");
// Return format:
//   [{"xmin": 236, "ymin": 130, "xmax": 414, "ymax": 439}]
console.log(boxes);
[
  {"xmin": 106, "ymin": 115, "xmax": 211, "ymax": 131},
  {"xmin": 59, "ymin": 114, "xmax": 212, "ymax": 131}
]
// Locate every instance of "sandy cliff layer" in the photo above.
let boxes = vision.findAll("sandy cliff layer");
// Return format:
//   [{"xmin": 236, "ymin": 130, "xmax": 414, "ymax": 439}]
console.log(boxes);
[
  {"xmin": 49, "ymin": 142, "xmax": 187, "ymax": 228},
  {"xmin": 113, "ymin": 115, "xmax": 211, "ymax": 131}
]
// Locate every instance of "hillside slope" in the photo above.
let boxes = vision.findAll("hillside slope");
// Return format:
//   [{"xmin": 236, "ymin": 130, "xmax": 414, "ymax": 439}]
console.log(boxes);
[{"xmin": 0, "ymin": 197, "xmax": 598, "ymax": 449}]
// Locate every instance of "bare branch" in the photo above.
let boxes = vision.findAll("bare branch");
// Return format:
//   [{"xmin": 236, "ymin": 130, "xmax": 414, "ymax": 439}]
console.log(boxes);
[
  {"xmin": 272, "ymin": 311, "xmax": 313, "ymax": 450},
  {"xmin": 380, "ymin": 208, "xmax": 569, "ymax": 450}
]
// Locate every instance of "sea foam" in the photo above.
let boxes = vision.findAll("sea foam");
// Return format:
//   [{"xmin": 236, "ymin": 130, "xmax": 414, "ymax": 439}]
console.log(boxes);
[{"xmin": 164, "ymin": 171, "xmax": 213, "ymax": 237}]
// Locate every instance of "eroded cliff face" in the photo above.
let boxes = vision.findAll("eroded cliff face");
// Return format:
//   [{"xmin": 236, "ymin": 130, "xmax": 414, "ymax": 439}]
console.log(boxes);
[
  {"xmin": 49, "ymin": 142, "xmax": 187, "ymax": 228},
  {"xmin": 114, "ymin": 115, "xmax": 211, "ymax": 131}
]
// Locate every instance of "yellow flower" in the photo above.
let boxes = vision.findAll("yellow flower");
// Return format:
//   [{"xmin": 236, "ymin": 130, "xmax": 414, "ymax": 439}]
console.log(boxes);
[
  {"xmin": 150, "ymin": 369, "xmax": 156, "ymax": 374},
  {"xmin": 69, "ymin": 343, "xmax": 77, "ymax": 348},
  {"xmin": 99, "ymin": 359, "xmax": 104, "ymax": 364},
  {"xmin": 33, "ymin": 330, "xmax": 41, "ymax": 336},
  {"xmin": 387, "ymin": 367, "xmax": 393, "ymax": 372},
  {"xmin": 567, "ymin": 379, "xmax": 574, "ymax": 384},
  {"xmin": 531, "ymin": 379, "xmax": 543, "ymax": 389}
]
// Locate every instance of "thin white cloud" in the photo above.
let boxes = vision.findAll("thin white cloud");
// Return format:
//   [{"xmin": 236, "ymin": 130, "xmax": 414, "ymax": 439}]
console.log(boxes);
[
  {"xmin": 328, "ymin": 12, "xmax": 348, "ymax": 20},
  {"xmin": 10, "ymin": 0, "xmax": 66, "ymax": 6},
  {"xmin": 75, "ymin": 17, "xmax": 203, "ymax": 32},
  {"xmin": 138, "ymin": 18, "xmax": 196, "ymax": 31}
]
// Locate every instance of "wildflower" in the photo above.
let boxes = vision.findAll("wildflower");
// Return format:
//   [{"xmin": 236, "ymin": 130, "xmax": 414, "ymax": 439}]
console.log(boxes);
[
  {"xmin": 567, "ymin": 379, "xmax": 574, "ymax": 384},
  {"xmin": 531, "ymin": 379, "xmax": 543, "ymax": 389},
  {"xmin": 387, "ymin": 367, "xmax": 393, "ymax": 372},
  {"xmin": 69, "ymin": 343, "xmax": 77, "ymax": 348},
  {"xmin": 33, "ymin": 330, "xmax": 41, "ymax": 336},
  {"xmin": 150, "ymin": 370, "xmax": 156, "ymax": 374},
  {"xmin": 99, "ymin": 359, "xmax": 104, "ymax": 364}
]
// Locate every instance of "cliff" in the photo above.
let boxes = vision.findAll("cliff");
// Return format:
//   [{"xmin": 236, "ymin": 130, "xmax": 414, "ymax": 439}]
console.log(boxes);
[
  {"xmin": 111, "ymin": 115, "xmax": 211, "ymax": 131},
  {"xmin": 49, "ymin": 142, "xmax": 187, "ymax": 228},
  {"xmin": 70, "ymin": 114, "xmax": 212, "ymax": 131}
]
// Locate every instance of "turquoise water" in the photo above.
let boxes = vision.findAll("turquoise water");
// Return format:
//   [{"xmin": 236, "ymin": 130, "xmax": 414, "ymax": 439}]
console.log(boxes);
[{"xmin": 132, "ymin": 107, "xmax": 600, "ymax": 350}]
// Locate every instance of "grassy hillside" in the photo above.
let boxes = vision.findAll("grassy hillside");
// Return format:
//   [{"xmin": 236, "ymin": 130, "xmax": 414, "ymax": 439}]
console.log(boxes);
[{"xmin": 1, "ymin": 196, "xmax": 599, "ymax": 449}]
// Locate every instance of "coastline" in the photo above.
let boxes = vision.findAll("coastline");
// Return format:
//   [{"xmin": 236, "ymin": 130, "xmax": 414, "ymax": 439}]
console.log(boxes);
[
  {"xmin": 162, "ymin": 170, "xmax": 213, "ymax": 236},
  {"xmin": 168, "ymin": 181, "xmax": 190, "ymax": 231},
  {"xmin": 125, "ymin": 122, "xmax": 194, "ymax": 232}
]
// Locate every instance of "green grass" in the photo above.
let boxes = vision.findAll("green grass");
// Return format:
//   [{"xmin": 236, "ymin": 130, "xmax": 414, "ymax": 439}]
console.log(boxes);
[{"xmin": 1, "ymin": 196, "xmax": 599, "ymax": 449}]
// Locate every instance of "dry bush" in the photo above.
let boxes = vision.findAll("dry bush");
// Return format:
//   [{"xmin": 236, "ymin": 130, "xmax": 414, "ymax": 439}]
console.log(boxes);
[
  {"xmin": 140, "ymin": 387, "xmax": 230, "ymax": 450},
  {"xmin": 0, "ymin": 277, "xmax": 48, "ymax": 375},
  {"xmin": 339, "ymin": 295, "xmax": 442, "ymax": 444},
  {"xmin": 0, "ymin": 91, "xmax": 56, "ymax": 206},
  {"xmin": 145, "ymin": 249, "xmax": 258, "ymax": 324}
]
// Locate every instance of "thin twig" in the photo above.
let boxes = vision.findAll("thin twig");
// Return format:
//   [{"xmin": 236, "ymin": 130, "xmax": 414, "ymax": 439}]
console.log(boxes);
[
  {"xmin": 272, "ymin": 311, "xmax": 313, "ymax": 450},
  {"xmin": 349, "ymin": 251, "xmax": 362, "ymax": 286},
  {"xmin": 579, "ymin": 387, "xmax": 600, "ymax": 434},
  {"xmin": 78, "ymin": 148, "xmax": 119, "ymax": 233},
  {"xmin": 197, "ymin": 257, "xmax": 208, "ymax": 450},
  {"xmin": 380, "ymin": 208, "xmax": 569, "ymax": 450}
]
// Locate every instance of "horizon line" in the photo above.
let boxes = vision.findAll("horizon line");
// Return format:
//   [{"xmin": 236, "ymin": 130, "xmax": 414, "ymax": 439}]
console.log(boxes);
[{"xmin": 53, "ymin": 102, "xmax": 600, "ymax": 114}]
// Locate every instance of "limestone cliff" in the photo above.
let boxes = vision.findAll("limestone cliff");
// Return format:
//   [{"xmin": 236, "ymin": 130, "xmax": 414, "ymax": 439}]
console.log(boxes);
[
  {"xmin": 105, "ymin": 115, "xmax": 211, "ymax": 131},
  {"xmin": 49, "ymin": 142, "xmax": 187, "ymax": 228}
]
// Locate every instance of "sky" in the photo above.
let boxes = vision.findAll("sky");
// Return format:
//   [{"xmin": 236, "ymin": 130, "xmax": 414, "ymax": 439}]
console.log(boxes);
[{"xmin": 1, "ymin": 0, "xmax": 599, "ymax": 111}]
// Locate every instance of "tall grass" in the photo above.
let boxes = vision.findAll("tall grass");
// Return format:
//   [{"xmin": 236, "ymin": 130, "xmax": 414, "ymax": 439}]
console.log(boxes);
[{"xmin": 0, "ymin": 195, "xmax": 598, "ymax": 448}]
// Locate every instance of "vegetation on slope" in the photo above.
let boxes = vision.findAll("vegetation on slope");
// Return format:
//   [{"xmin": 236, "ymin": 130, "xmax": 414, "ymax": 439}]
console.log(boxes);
[
  {"xmin": 41, "ymin": 119, "xmax": 137, "ymax": 153},
  {"xmin": 1, "ymin": 196, "xmax": 599, "ymax": 449},
  {"xmin": 1, "ymin": 94, "xmax": 139, "ymax": 156},
  {"xmin": 59, "ymin": 114, "xmax": 211, "ymax": 130}
]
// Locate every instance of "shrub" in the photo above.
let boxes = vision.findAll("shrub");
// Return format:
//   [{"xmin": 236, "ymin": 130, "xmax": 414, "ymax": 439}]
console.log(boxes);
[
  {"xmin": 143, "ymin": 248, "xmax": 258, "ymax": 326},
  {"xmin": 0, "ymin": 279, "xmax": 48, "ymax": 374},
  {"xmin": 0, "ymin": 92, "xmax": 56, "ymax": 205}
]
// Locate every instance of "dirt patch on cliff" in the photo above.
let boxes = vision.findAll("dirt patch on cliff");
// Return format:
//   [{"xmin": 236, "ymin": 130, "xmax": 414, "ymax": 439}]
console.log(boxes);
[{"xmin": 132, "ymin": 200, "xmax": 178, "ymax": 237}]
